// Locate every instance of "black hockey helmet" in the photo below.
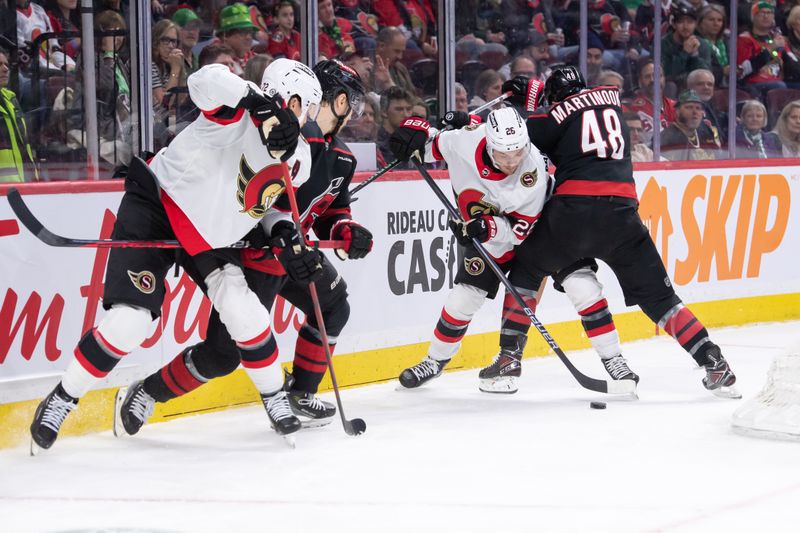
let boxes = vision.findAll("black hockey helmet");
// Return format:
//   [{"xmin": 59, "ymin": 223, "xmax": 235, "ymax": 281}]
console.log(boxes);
[
  {"xmin": 313, "ymin": 58, "xmax": 366, "ymax": 118},
  {"xmin": 543, "ymin": 64, "xmax": 586, "ymax": 105}
]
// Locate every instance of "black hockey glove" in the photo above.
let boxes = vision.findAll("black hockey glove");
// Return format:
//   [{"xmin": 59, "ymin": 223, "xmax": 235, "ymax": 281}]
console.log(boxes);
[
  {"xmin": 449, "ymin": 215, "xmax": 497, "ymax": 246},
  {"xmin": 239, "ymin": 87, "xmax": 299, "ymax": 161},
  {"xmin": 389, "ymin": 117, "xmax": 430, "ymax": 161},
  {"xmin": 331, "ymin": 220, "xmax": 373, "ymax": 260},
  {"xmin": 501, "ymin": 76, "xmax": 544, "ymax": 112},
  {"xmin": 271, "ymin": 221, "xmax": 323, "ymax": 284},
  {"xmin": 438, "ymin": 111, "xmax": 474, "ymax": 130}
]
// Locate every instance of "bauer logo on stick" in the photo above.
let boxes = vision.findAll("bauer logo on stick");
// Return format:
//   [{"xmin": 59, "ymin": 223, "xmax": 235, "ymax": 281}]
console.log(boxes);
[
  {"xmin": 465, "ymin": 257, "xmax": 485, "ymax": 275},
  {"xmin": 127, "ymin": 270, "xmax": 156, "ymax": 294},
  {"xmin": 236, "ymin": 156, "xmax": 286, "ymax": 218}
]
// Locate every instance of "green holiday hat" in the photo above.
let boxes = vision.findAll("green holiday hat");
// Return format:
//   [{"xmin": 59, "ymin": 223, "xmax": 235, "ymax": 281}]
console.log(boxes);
[
  {"xmin": 217, "ymin": 3, "xmax": 257, "ymax": 35},
  {"xmin": 172, "ymin": 8, "xmax": 201, "ymax": 28}
]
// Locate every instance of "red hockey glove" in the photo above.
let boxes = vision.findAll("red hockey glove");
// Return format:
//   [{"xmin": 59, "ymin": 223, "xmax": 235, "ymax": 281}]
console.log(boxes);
[
  {"xmin": 389, "ymin": 118, "xmax": 430, "ymax": 161},
  {"xmin": 501, "ymin": 77, "xmax": 544, "ymax": 112},
  {"xmin": 448, "ymin": 215, "xmax": 497, "ymax": 246},
  {"xmin": 331, "ymin": 220, "xmax": 373, "ymax": 260}
]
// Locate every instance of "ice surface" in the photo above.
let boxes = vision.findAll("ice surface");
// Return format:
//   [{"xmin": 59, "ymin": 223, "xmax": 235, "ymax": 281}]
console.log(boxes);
[{"xmin": 1, "ymin": 321, "xmax": 799, "ymax": 533}]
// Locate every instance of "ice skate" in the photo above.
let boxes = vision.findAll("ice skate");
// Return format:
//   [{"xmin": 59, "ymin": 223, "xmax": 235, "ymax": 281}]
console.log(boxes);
[
  {"xmin": 261, "ymin": 390, "xmax": 301, "ymax": 447},
  {"xmin": 399, "ymin": 356, "xmax": 450, "ymax": 389},
  {"xmin": 30, "ymin": 383, "xmax": 78, "ymax": 455},
  {"xmin": 602, "ymin": 354, "xmax": 640, "ymax": 384},
  {"xmin": 114, "ymin": 381, "xmax": 155, "ymax": 437},
  {"xmin": 479, "ymin": 349, "xmax": 522, "ymax": 394},
  {"xmin": 288, "ymin": 390, "xmax": 336, "ymax": 428},
  {"xmin": 701, "ymin": 345, "xmax": 741, "ymax": 399}
]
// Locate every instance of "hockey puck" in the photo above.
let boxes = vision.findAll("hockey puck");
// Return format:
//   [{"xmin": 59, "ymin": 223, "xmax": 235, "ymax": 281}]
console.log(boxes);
[{"xmin": 590, "ymin": 401, "xmax": 607, "ymax": 410}]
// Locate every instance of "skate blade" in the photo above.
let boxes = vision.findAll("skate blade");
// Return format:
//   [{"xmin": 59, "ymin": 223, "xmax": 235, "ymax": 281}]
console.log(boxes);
[
  {"xmin": 711, "ymin": 385, "xmax": 742, "ymax": 400},
  {"xmin": 606, "ymin": 379, "xmax": 638, "ymax": 396},
  {"xmin": 282, "ymin": 434, "xmax": 296, "ymax": 449},
  {"xmin": 30, "ymin": 438, "xmax": 43, "ymax": 457},
  {"xmin": 112, "ymin": 387, "xmax": 128, "ymax": 437},
  {"xmin": 299, "ymin": 417, "xmax": 334, "ymax": 429},
  {"xmin": 479, "ymin": 376, "xmax": 518, "ymax": 394}
]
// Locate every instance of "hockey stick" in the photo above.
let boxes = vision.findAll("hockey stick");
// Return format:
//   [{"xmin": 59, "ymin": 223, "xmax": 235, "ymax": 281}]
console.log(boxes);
[
  {"xmin": 280, "ymin": 162, "xmax": 367, "ymax": 436},
  {"xmin": 349, "ymin": 91, "xmax": 512, "ymax": 201},
  {"xmin": 6, "ymin": 188, "xmax": 345, "ymax": 250},
  {"xmin": 410, "ymin": 157, "xmax": 635, "ymax": 395}
]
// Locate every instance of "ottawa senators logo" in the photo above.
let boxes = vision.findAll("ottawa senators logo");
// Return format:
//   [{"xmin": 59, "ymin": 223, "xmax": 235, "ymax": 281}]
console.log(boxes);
[
  {"xmin": 458, "ymin": 189, "xmax": 498, "ymax": 219},
  {"xmin": 127, "ymin": 270, "xmax": 156, "ymax": 294},
  {"xmin": 520, "ymin": 170, "xmax": 538, "ymax": 188},
  {"xmin": 465, "ymin": 257, "xmax": 485, "ymax": 276},
  {"xmin": 464, "ymin": 123, "xmax": 480, "ymax": 131},
  {"xmin": 236, "ymin": 155, "xmax": 286, "ymax": 219}
]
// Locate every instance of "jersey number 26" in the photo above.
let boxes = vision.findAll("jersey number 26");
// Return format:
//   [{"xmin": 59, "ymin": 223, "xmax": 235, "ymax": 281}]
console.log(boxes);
[{"xmin": 580, "ymin": 109, "xmax": 625, "ymax": 160}]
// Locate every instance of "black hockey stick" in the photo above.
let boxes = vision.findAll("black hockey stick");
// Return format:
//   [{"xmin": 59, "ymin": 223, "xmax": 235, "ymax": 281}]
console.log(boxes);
[
  {"xmin": 6, "ymin": 188, "xmax": 345, "ymax": 250},
  {"xmin": 411, "ymin": 157, "xmax": 635, "ymax": 395},
  {"xmin": 280, "ymin": 162, "xmax": 366, "ymax": 436}
]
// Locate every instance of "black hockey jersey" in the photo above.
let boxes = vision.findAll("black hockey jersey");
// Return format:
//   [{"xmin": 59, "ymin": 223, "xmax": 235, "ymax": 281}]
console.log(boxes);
[{"xmin": 526, "ymin": 86, "xmax": 637, "ymax": 200}]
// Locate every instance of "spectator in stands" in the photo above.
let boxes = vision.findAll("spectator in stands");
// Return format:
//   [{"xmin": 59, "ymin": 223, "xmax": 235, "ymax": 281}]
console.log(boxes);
[
  {"xmin": 45, "ymin": 0, "xmax": 80, "ymax": 60},
  {"xmin": 585, "ymin": 31, "xmax": 605, "ymax": 87},
  {"xmin": 151, "ymin": 19, "xmax": 186, "ymax": 113},
  {"xmin": 661, "ymin": 2, "xmax": 711, "ymax": 88},
  {"xmin": 376, "ymin": 85, "xmax": 413, "ymax": 166},
  {"xmin": 507, "ymin": 56, "xmax": 537, "ymax": 84},
  {"xmin": 735, "ymin": 99, "xmax": 781, "ymax": 159},
  {"xmin": 696, "ymin": 4, "xmax": 729, "ymax": 87},
  {"xmin": 172, "ymin": 8, "xmax": 201, "ymax": 76},
  {"xmin": 341, "ymin": 48, "xmax": 384, "ymax": 95},
  {"xmin": 340, "ymin": 93, "xmax": 379, "ymax": 142},
  {"xmin": 686, "ymin": 68, "xmax": 726, "ymax": 141},
  {"xmin": 243, "ymin": 53, "xmax": 272, "ymax": 85},
  {"xmin": 96, "ymin": 9, "xmax": 131, "ymax": 166},
  {"xmin": 16, "ymin": 0, "xmax": 76, "ymax": 71},
  {"xmin": 454, "ymin": 82, "xmax": 469, "ymax": 113},
  {"xmin": 772, "ymin": 99, "xmax": 800, "ymax": 157},
  {"xmin": 375, "ymin": 26, "xmax": 415, "ymax": 95},
  {"xmin": 318, "ymin": 0, "xmax": 356, "ymax": 59},
  {"xmin": 216, "ymin": 3, "xmax": 257, "ymax": 76},
  {"xmin": 781, "ymin": 5, "xmax": 800, "ymax": 89},
  {"xmin": 268, "ymin": 1, "xmax": 300, "ymax": 61},
  {"xmin": 411, "ymin": 97, "xmax": 428, "ymax": 119},
  {"xmin": 626, "ymin": 57, "xmax": 677, "ymax": 135},
  {"xmin": 500, "ymin": 30, "xmax": 550, "ymax": 81},
  {"xmin": 624, "ymin": 111, "xmax": 656, "ymax": 162},
  {"xmin": 661, "ymin": 90, "xmax": 722, "ymax": 160},
  {"xmin": 0, "ymin": 47, "xmax": 38, "ymax": 182},
  {"xmin": 597, "ymin": 69, "xmax": 624, "ymax": 91},
  {"xmin": 469, "ymin": 68, "xmax": 504, "ymax": 115},
  {"xmin": 738, "ymin": 2, "xmax": 787, "ymax": 100},
  {"xmin": 373, "ymin": 0, "xmax": 437, "ymax": 57},
  {"xmin": 198, "ymin": 43, "xmax": 237, "ymax": 70}
]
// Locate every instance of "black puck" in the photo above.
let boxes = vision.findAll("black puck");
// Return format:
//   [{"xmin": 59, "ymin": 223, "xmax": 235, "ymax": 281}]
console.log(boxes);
[{"xmin": 590, "ymin": 401, "xmax": 607, "ymax": 410}]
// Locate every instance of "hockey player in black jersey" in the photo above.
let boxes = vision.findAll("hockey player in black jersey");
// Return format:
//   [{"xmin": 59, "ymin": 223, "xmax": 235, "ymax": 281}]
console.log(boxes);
[
  {"xmin": 501, "ymin": 65, "xmax": 740, "ymax": 398},
  {"xmin": 115, "ymin": 59, "xmax": 374, "ymax": 438}
]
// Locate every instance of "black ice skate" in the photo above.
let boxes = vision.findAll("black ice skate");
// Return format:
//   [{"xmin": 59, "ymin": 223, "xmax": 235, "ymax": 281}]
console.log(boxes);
[
  {"xmin": 399, "ymin": 356, "xmax": 450, "ymax": 389},
  {"xmin": 114, "ymin": 381, "xmax": 155, "ymax": 437},
  {"xmin": 479, "ymin": 349, "xmax": 522, "ymax": 394},
  {"xmin": 288, "ymin": 390, "xmax": 336, "ymax": 428},
  {"xmin": 701, "ymin": 345, "xmax": 741, "ymax": 399},
  {"xmin": 261, "ymin": 390, "xmax": 302, "ymax": 447},
  {"xmin": 30, "ymin": 383, "xmax": 78, "ymax": 455},
  {"xmin": 602, "ymin": 354, "xmax": 640, "ymax": 384}
]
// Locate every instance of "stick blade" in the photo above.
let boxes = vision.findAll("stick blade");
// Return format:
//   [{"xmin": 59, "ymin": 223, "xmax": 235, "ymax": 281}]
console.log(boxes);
[
  {"xmin": 344, "ymin": 418, "xmax": 367, "ymax": 436},
  {"xmin": 6, "ymin": 188, "xmax": 67, "ymax": 246}
]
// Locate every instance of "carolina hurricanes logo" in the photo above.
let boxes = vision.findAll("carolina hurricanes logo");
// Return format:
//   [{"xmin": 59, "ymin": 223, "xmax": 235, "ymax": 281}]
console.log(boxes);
[
  {"xmin": 127, "ymin": 270, "xmax": 156, "ymax": 294},
  {"xmin": 465, "ymin": 258, "xmax": 485, "ymax": 276},
  {"xmin": 236, "ymin": 155, "xmax": 286, "ymax": 219},
  {"xmin": 458, "ymin": 189, "xmax": 498, "ymax": 219},
  {"xmin": 520, "ymin": 170, "xmax": 538, "ymax": 188}
]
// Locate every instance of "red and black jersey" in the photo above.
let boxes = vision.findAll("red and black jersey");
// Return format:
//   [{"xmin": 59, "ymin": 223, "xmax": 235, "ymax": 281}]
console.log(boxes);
[{"xmin": 526, "ymin": 86, "xmax": 636, "ymax": 200}]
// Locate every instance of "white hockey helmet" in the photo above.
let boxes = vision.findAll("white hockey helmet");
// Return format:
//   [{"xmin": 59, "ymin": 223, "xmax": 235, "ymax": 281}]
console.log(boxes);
[
  {"xmin": 260, "ymin": 58, "xmax": 323, "ymax": 124},
  {"xmin": 485, "ymin": 107, "xmax": 530, "ymax": 164}
]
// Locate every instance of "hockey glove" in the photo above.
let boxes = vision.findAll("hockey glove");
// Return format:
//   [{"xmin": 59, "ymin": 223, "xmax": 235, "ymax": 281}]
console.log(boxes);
[
  {"xmin": 389, "ymin": 117, "xmax": 430, "ymax": 161},
  {"xmin": 437, "ymin": 111, "xmax": 481, "ymax": 130},
  {"xmin": 331, "ymin": 220, "xmax": 374, "ymax": 260},
  {"xmin": 501, "ymin": 76, "xmax": 544, "ymax": 112},
  {"xmin": 271, "ymin": 222, "xmax": 323, "ymax": 284},
  {"xmin": 240, "ymin": 87, "xmax": 299, "ymax": 161},
  {"xmin": 449, "ymin": 215, "xmax": 497, "ymax": 246}
]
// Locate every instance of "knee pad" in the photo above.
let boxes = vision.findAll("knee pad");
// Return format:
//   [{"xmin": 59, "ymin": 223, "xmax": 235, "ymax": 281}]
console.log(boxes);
[
  {"xmin": 96, "ymin": 304, "xmax": 153, "ymax": 353},
  {"xmin": 307, "ymin": 295, "xmax": 350, "ymax": 339},
  {"xmin": 560, "ymin": 267, "xmax": 605, "ymax": 314},
  {"xmin": 189, "ymin": 341, "xmax": 241, "ymax": 380},
  {"xmin": 444, "ymin": 283, "xmax": 488, "ymax": 321},
  {"xmin": 204, "ymin": 263, "xmax": 270, "ymax": 343}
]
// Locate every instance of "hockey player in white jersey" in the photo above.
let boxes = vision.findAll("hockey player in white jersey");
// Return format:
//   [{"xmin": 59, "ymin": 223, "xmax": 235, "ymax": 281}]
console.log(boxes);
[
  {"xmin": 390, "ymin": 106, "xmax": 638, "ymax": 393},
  {"xmin": 29, "ymin": 59, "xmax": 323, "ymax": 452}
]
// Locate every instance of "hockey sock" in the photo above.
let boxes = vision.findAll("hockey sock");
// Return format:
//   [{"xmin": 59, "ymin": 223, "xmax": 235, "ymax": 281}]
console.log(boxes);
[
  {"xmin": 659, "ymin": 304, "xmax": 712, "ymax": 365},
  {"xmin": 63, "ymin": 328, "xmax": 129, "ymax": 398},
  {"xmin": 144, "ymin": 347, "xmax": 208, "ymax": 403},
  {"xmin": 499, "ymin": 288, "xmax": 537, "ymax": 349},
  {"xmin": 577, "ymin": 298, "xmax": 621, "ymax": 359},
  {"xmin": 292, "ymin": 324, "xmax": 336, "ymax": 394},
  {"xmin": 428, "ymin": 284, "xmax": 486, "ymax": 361},
  {"xmin": 238, "ymin": 325, "xmax": 283, "ymax": 394}
]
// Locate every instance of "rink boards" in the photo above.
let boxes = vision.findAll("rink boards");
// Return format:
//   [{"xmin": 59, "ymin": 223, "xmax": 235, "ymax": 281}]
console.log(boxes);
[{"xmin": 1, "ymin": 159, "xmax": 799, "ymax": 448}]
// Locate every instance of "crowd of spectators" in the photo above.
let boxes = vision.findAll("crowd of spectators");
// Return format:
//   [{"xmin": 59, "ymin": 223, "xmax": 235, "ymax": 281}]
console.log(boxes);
[{"xmin": 5, "ymin": 0, "xmax": 800, "ymax": 182}]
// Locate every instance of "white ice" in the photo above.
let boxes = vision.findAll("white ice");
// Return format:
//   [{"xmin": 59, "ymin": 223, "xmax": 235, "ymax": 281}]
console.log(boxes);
[{"xmin": 2, "ymin": 321, "xmax": 800, "ymax": 533}]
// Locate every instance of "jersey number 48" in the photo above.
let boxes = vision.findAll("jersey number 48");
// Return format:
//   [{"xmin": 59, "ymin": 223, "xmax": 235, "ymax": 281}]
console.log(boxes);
[{"xmin": 580, "ymin": 109, "xmax": 625, "ymax": 160}]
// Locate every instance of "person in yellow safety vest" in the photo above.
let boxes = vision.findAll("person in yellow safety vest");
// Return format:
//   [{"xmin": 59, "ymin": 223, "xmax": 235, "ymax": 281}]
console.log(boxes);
[{"xmin": 0, "ymin": 47, "xmax": 39, "ymax": 183}]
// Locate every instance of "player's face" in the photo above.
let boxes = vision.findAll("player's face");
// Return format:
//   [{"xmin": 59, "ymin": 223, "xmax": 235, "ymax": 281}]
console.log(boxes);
[
  {"xmin": 742, "ymin": 107, "xmax": 766, "ymax": 132},
  {"xmin": 492, "ymin": 145, "xmax": 528, "ymax": 174}
]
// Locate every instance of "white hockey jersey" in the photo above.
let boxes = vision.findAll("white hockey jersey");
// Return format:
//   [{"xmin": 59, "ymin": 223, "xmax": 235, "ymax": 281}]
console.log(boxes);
[
  {"xmin": 425, "ymin": 124, "xmax": 549, "ymax": 262},
  {"xmin": 149, "ymin": 64, "xmax": 311, "ymax": 255},
  {"xmin": 16, "ymin": 3, "xmax": 76, "ymax": 71}
]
